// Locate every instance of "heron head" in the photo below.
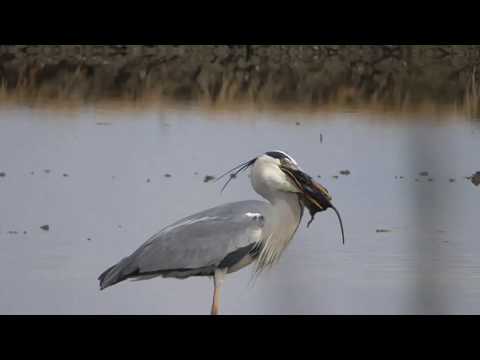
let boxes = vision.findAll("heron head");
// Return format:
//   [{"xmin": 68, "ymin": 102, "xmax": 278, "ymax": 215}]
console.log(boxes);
[
  {"xmin": 250, "ymin": 151, "xmax": 302, "ymax": 195},
  {"xmin": 215, "ymin": 150, "xmax": 345, "ymax": 245}
]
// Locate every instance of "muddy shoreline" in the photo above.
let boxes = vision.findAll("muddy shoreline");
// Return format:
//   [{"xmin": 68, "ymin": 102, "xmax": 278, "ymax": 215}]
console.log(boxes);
[{"xmin": 1, "ymin": 45, "xmax": 479, "ymax": 115}]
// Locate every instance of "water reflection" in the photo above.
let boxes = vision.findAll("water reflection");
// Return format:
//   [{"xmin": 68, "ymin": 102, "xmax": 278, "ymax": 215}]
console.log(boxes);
[{"xmin": 0, "ymin": 106, "xmax": 479, "ymax": 314}]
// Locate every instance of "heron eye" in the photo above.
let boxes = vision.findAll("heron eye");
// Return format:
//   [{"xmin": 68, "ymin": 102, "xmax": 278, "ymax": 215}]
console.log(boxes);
[{"xmin": 281, "ymin": 159, "xmax": 297, "ymax": 169}]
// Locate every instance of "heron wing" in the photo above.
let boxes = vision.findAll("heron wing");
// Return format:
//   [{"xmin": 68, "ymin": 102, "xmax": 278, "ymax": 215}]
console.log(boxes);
[{"xmin": 98, "ymin": 200, "xmax": 270, "ymax": 289}]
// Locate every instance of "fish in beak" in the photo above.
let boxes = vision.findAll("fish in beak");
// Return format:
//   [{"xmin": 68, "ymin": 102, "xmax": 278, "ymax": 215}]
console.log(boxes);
[{"xmin": 280, "ymin": 163, "xmax": 345, "ymax": 245}]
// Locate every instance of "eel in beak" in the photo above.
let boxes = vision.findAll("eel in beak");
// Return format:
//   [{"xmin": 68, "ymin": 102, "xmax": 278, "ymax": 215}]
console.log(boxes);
[{"xmin": 280, "ymin": 165, "xmax": 345, "ymax": 245}]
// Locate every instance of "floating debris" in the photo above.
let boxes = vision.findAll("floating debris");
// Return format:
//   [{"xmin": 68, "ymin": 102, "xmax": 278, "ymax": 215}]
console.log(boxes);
[
  {"xmin": 87, "ymin": 238, "xmax": 92, "ymax": 241},
  {"xmin": 295, "ymin": 122, "xmax": 301, "ymax": 126},
  {"xmin": 428, "ymin": 178, "xmax": 434, "ymax": 182},
  {"xmin": 0, "ymin": 172, "xmax": 5, "ymax": 177},
  {"xmin": 40, "ymin": 225, "xmax": 50, "ymax": 232},
  {"xmin": 339, "ymin": 170, "xmax": 351, "ymax": 176},
  {"xmin": 30, "ymin": 171, "xmax": 34, "ymax": 175},
  {"xmin": 319, "ymin": 134, "xmax": 323, "ymax": 144},
  {"xmin": 449, "ymin": 178, "xmax": 456, "ymax": 183},
  {"xmin": 419, "ymin": 171, "xmax": 429, "ymax": 177},
  {"xmin": 471, "ymin": 171, "xmax": 480, "ymax": 186},
  {"xmin": 63, "ymin": 173, "xmax": 69, "ymax": 177},
  {"xmin": 164, "ymin": 174, "xmax": 172, "ymax": 178},
  {"xmin": 44, "ymin": 169, "xmax": 51, "ymax": 174},
  {"xmin": 204, "ymin": 175, "xmax": 215, "ymax": 183},
  {"xmin": 317, "ymin": 175, "xmax": 322, "ymax": 179},
  {"xmin": 376, "ymin": 229, "xmax": 392, "ymax": 233},
  {"xmin": 96, "ymin": 122, "xmax": 112, "ymax": 126},
  {"xmin": 415, "ymin": 178, "xmax": 419, "ymax": 182},
  {"xmin": 7, "ymin": 231, "xmax": 18, "ymax": 235},
  {"xmin": 399, "ymin": 176, "xmax": 404, "ymax": 180},
  {"xmin": 23, "ymin": 231, "xmax": 27, "ymax": 235},
  {"xmin": 332, "ymin": 175, "xmax": 339, "ymax": 180},
  {"xmin": 146, "ymin": 178, "xmax": 151, "ymax": 183}
]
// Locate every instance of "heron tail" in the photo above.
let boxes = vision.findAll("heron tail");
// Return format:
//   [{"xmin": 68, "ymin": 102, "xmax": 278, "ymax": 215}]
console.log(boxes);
[{"xmin": 98, "ymin": 257, "xmax": 133, "ymax": 290}]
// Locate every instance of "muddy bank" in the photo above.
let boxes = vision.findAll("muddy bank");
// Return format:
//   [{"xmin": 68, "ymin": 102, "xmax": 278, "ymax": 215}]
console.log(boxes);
[{"xmin": 1, "ymin": 45, "xmax": 479, "ymax": 115}]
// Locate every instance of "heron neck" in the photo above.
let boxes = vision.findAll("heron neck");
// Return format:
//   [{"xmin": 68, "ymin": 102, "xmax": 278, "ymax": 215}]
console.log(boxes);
[
  {"xmin": 270, "ymin": 192, "xmax": 303, "ymax": 232},
  {"xmin": 256, "ymin": 192, "xmax": 303, "ymax": 271}
]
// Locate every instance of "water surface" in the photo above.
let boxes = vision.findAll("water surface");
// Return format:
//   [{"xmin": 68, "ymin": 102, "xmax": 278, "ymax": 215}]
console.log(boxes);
[{"xmin": 0, "ymin": 105, "xmax": 479, "ymax": 314}]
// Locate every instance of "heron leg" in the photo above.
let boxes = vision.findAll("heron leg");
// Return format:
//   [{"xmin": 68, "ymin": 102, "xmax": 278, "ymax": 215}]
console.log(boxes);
[{"xmin": 211, "ymin": 268, "xmax": 226, "ymax": 315}]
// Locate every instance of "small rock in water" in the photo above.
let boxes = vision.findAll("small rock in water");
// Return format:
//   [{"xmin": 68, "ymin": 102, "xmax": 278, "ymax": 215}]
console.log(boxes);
[
  {"xmin": 194, "ymin": 172, "xmax": 199, "ymax": 176},
  {"xmin": 164, "ymin": 174, "xmax": 172, "ymax": 178},
  {"xmin": 63, "ymin": 173, "xmax": 69, "ymax": 177},
  {"xmin": 399, "ymin": 176, "xmax": 404, "ymax": 180},
  {"xmin": 44, "ymin": 169, "xmax": 51, "ymax": 174},
  {"xmin": 8, "ymin": 231, "xmax": 18, "ymax": 235},
  {"xmin": 0, "ymin": 172, "xmax": 5, "ymax": 177},
  {"xmin": 204, "ymin": 175, "xmax": 215, "ymax": 183},
  {"xmin": 96, "ymin": 122, "xmax": 112, "ymax": 126},
  {"xmin": 87, "ymin": 238, "xmax": 92, "ymax": 241},
  {"xmin": 332, "ymin": 175, "xmax": 339, "ymax": 180},
  {"xmin": 295, "ymin": 122, "xmax": 301, "ymax": 126},
  {"xmin": 428, "ymin": 178, "xmax": 434, "ymax": 182},
  {"xmin": 419, "ymin": 171, "xmax": 429, "ymax": 177},
  {"xmin": 146, "ymin": 178, "xmax": 151, "ymax": 183},
  {"xmin": 40, "ymin": 225, "xmax": 50, "ymax": 232},
  {"xmin": 471, "ymin": 172, "xmax": 480, "ymax": 186},
  {"xmin": 23, "ymin": 231, "xmax": 27, "ymax": 235},
  {"xmin": 339, "ymin": 170, "xmax": 351, "ymax": 176},
  {"xmin": 30, "ymin": 171, "xmax": 35, "ymax": 175},
  {"xmin": 376, "ymin": 229, "xmax": 392, "ymax": 233}
]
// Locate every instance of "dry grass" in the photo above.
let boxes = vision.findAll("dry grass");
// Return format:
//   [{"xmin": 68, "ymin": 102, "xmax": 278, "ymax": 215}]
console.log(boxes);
[
  {"xmin": 0, "ymin": 89, "xmax": 474, "ymax": 124},
  {"xmin": 1, "ymin": 45, "xmax": 480, "ymax": 120},
  {"xmin": 0, "ymin": 67, "xmax": 478, "ymax": 121},
  {"xmin": 464, "ymin": 66, "xmax": 480, "ymax": 118}
]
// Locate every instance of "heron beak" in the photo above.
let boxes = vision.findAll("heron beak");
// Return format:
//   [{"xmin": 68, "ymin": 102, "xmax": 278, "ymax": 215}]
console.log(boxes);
[{"xmin": 280, "ymin": 164, "xmax": 345, "ymax": 245}]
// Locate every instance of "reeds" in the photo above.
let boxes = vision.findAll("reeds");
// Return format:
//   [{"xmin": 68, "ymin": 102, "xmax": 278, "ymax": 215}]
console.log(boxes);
[
  {"xmin": 0, "ymin": 45, "xmax": 479, "ymax": 119},
  {"xmin": 464, "ymin": 66, "xmax": 479, "ymax": 118}
]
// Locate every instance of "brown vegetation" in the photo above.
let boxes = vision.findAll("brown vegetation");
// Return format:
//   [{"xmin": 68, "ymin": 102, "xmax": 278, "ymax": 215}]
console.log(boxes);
[{"xmin": 0, "ymin": 45, "xmax": 479, "ymax": 116}]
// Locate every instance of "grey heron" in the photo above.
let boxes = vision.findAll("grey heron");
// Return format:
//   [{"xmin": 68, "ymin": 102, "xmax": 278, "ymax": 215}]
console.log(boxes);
[{"xmin": 98, "ymin": 150, "xmax": 345, "ymax": 315}]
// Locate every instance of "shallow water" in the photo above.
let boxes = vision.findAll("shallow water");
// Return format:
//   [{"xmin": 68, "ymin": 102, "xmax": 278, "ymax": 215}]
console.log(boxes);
[{"xmin": 0, "ymin": 105, "xmax": 479, "ymax": 314}]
